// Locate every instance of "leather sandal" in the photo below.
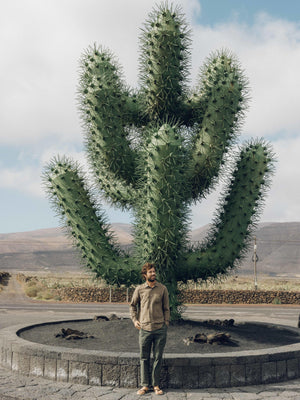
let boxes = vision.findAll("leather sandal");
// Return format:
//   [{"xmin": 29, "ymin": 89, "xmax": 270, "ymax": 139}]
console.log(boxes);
[
  {"xmin": 154, "ymin": 386, "xmax": 163, "ymax": 395},
  {"xmin": 137, "ymin": 387, "xmax": 149, "ymax": 395}
]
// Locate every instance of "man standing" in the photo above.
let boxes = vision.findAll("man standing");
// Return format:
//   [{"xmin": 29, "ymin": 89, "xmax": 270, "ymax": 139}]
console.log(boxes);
[{"xmin": 130, "ymin": 262, "xmax": 170, "ymax": 395}]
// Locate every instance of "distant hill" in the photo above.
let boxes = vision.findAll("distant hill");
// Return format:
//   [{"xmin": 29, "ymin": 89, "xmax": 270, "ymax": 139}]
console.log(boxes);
[
  {"xmin": 0, "ymin": 224, "xmax": 133, "ymax": 273},
  {"xmin": 240, "ymin": 222, "xmax": 300, "ymax": 277},
  {"xmin": 0, "ymin": 222, "xmax": 299, "ymax": 276}
]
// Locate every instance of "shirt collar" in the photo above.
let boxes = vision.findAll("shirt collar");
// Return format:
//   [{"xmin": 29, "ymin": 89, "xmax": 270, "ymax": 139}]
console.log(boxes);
[{"xmin": 143, "ymin": 281, "xmax": 158, "ymax": 288}]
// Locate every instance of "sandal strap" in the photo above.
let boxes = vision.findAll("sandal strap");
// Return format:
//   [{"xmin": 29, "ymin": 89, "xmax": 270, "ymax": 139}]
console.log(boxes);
[
  {"xmin": 154, "ymin": 386, "xmax": 163, "ymax": 395},
  {"xmin": 137, "ymin": 387, "xmax": 149, "ymax": 395}
]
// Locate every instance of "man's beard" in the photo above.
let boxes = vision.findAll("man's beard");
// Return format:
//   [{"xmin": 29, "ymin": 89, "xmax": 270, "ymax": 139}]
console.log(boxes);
[{"xmin": 148, "ymin": 276, "xmax": 156, "ymax": 282}]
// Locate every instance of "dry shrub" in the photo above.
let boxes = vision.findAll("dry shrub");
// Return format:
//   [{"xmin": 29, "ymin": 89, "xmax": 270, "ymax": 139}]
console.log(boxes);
[
  {"xmin": 25, "ymin": 285, "xmax": 39, "ymax": 298},
  {"xmin": 27, "ymin": 280, "xmax": 38, "ymax": 287},
  {"xmin": 38, "ymin": 290, "xmax": 54, "ymax": 300}
]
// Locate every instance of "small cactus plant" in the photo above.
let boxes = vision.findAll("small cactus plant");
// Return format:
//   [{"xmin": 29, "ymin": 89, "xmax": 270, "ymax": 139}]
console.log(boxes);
[{"xmin": 43, "ymin": 4, "xmax": 274, "ymax": 319}]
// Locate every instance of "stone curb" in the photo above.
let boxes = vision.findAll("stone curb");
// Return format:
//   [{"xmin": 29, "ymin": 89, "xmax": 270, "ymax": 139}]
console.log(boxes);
[{"xmin": 1, "ymin": 319, "xmax": 300, "ymax": 389}]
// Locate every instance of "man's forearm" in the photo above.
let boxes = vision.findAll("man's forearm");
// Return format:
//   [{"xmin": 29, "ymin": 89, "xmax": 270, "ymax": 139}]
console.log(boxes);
[
  {"xmin": 130, "ymin": 304, "xmax": 138, "ymax": 322},
  {"xmin": 163, "ymin": 288, "xmax": 170, "ymax": 324},
  {"xmin": 130, "ymin": 288, "xmax": 140, "ymax": 323}
]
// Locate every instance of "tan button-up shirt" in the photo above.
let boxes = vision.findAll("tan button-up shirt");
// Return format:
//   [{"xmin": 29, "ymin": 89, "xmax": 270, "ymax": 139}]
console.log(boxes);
[{"xmin": 130, "ymin": 281, "xmax": 170, "ymax": 331}]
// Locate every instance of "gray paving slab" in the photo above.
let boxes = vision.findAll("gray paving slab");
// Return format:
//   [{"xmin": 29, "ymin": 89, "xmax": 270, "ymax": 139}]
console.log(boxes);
[{"xmin": 1, "ymin": 365, "xmax": 300, "ymax": 400}]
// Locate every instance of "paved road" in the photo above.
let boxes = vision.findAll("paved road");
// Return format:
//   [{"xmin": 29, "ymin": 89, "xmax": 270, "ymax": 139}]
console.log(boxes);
[
  {"xmin": 1, "ymin": 303, "xmax": 300, "ymax": 330},
  {"xmin": 1, "ymin": 276, "xmax": 300, "ymax": 399}
]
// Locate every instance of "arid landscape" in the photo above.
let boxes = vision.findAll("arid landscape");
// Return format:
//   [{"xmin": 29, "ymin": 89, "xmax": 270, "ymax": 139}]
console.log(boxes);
[
  {"xmin": 0, "ymin": 222, "xmax": 299, "ymax": 277},
  {"xmin": 0, "ymin": 221, "xmax": 299, "ymax": 302},
  {"xmin": 0, "ymin": 222, "xmax": 299, "ymax": 303}
]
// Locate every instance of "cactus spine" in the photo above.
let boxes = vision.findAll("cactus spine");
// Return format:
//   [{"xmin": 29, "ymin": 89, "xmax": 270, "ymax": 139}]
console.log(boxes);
[{"xmin": 43, "ymin": 4, "xmax": 274, "ymax": 320}]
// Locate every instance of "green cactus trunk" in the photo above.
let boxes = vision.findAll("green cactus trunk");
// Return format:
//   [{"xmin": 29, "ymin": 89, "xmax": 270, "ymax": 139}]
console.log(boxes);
[{"xmin": 43, "ymin": 3, "xmax": 275, "ymax": 320}]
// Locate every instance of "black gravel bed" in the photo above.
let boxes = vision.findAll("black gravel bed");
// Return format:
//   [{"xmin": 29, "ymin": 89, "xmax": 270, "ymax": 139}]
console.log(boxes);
[{"xmin": 18, "ymin": 318, "xmax": 300, "ymax": 354}]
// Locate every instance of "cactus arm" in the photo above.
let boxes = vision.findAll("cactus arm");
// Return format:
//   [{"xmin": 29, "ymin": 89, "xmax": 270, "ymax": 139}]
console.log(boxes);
[
  {"xmin": 133, "ymin": 124, "xmax": 189, "ymax": 281},
  {"xmin": 124, "ymin": 91, "xmax": 149, "ymax": 128},
  {"xmin": 185, "ymin": 51, "xmax": 248, "ymax": 201},
  {"xmin": 86, "ymin": 138, "xmax": 138, "ymax": 209},
  {"xmin": 42, "ymin": 157, "xmax": 140, "ymax": 286},
  {"xmin": 78, "ymin": 46, "xmax": 140, "ymax": 202},
  {"xmin": 139, "ymin": 5, "xmax": 190, "ymax": 121},
  {"xmin": 177, "ymin": 141, "xmax": 275, "ymax": 282}
]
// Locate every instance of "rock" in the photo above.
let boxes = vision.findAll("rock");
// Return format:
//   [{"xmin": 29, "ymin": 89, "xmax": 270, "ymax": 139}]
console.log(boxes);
[
  {"xmin": 182, "ymin": 337, "xmax": 194, "ymax": 346},
  {"xmin": 62, "ymin": 328, "xmax": 84, "ymax": 337},
  {"xmin": 65, "ymin": 334, "xmax": 81, "ymax": 340},
  {"xmin": 93, "ymin": 315, "xmax": 109, "ymax": 321},
  {"xmin": 55, "ymin": 327, "xmax": 94, "ymax": 340},
  {"xmin": 202, "ymin": 319, "xmax": 234, "ymax": 327},
  {"xmin": 108, "ymin": 313, "xmax": 119, "ymax": 321},
  {"xmin": 222, "ymin": 319, "xmax": 235, "ymax": 327},
  {"xmin": 193, "ymin": 333, "xmax": 207, "ymax": 343},
  {"xmin": 183, "ymin": 331, "xmax": 232, "ymax": 346},
  {"xmin": 207, "ymin": 332, "xmax": 231, "ymax": 345}
]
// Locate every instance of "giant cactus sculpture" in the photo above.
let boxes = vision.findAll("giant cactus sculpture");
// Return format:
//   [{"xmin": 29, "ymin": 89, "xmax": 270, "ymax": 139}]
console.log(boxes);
[{"xmin": 43, "ymin": 4, "xmax": 274, "ymax": 319}]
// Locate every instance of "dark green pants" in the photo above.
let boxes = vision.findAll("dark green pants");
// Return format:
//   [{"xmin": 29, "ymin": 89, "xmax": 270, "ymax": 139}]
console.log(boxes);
[{"xmin": 139, "ymin": 324, "xmax": 167, "ymax": 387}]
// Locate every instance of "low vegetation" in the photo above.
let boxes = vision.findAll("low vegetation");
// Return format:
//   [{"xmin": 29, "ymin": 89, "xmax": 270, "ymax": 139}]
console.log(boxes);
[
  {"xmin": 183, "ymin": 275, "xmax": 300, "ymax": 292},
  {"xmin": 16, "ymin": 272, "xmax": 300, "ymax": 303},
  {"xmin": 18, "ymin": 274, "xmax": 59, "ymax": 301},
  {"xmin": 17, "ymin": 272, "xmax": 107, "ymax": 301},
  {"xmin": 0, "ymin": 271, "xmax": 10, "ymax": 293}
]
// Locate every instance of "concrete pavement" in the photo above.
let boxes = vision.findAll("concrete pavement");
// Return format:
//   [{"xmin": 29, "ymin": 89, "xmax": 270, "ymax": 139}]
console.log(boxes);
[
  {"xmin": 1, "ymin": 303, "xmax": 300, "ymax": 329},
  {"xmin": 1, "ymin": 363, "xmax": 300, "ymax": 399}
]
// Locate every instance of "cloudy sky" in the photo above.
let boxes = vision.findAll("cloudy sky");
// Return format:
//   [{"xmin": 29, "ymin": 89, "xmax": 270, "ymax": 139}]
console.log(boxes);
[{"xmin": 1, "ymin": 0, "xmax": 300, "ymax": 233}]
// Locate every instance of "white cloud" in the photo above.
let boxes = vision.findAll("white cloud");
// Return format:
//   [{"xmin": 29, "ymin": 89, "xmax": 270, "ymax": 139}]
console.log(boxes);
[
  {"xmin": 0, "ymin": 144, "xmax": 86, "ymax": 198},
  {"xmin": 189, "ymin": 13, "xmax": 300, "ymax": 139},
  {"xmin": 191, "ymin": 187, "xmax": 222, "ymax": 229},
  {"xmin": 186, "ymin": 12, "xmax": 300, "ymax": 226},
  {"xmin": 2, "ymin": 1, "xmax": 299, "ymax": 145},
  {"xmin": 0, "ymin": 1, "xmax": 80, "ymax": 144},
  {"xmin": 0, "ymin": 0, "xmax": 196, "ymax": 145},
  {"xmin": 190, "ymin": 135, "xmax": 300, "ymax": 228},
  {"xmin": 0, "ymin": 167, "xmax": 43, "ymax": 197},
  {"xmin": 262, "ymin": 136, "xmax": 300, "ymax": 222},
  {"xmin": 1, "ymin": 1, "xmax": 300, "ymax": 230},
  {"xmin": 40, "ymin": 145, "xmax": 86, "ymax": 168}
]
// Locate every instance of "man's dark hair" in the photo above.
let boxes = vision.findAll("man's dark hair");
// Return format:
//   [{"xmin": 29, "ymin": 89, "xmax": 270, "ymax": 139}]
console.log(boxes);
[{"xmin": 141, "ymin": 262, "xmax": 155, "ymax": 280}]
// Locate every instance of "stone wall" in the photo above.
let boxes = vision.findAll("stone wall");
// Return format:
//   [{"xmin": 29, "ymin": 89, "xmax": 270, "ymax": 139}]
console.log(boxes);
[
  {"xmin": 55, "ymin": 287, "xmax": 300, "ymax": 304},
  {"xmin": 178, "ymin": 290, "xmax": 300, "ymax": 304},
  {"xmin": 56, "ymin": 287, "xmax": 135, "ymax": 303}
]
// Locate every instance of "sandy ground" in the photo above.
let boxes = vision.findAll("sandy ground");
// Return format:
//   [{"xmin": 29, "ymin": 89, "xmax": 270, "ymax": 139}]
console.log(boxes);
[{"xmin": 0, "ymin": 274, "xmax": 29, "ymax": 304}]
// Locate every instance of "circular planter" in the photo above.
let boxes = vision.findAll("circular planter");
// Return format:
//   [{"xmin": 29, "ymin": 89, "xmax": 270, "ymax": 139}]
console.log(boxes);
[{"xmin": 1, "ymin": 319, "xmax": 300, "ymax": 389}]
